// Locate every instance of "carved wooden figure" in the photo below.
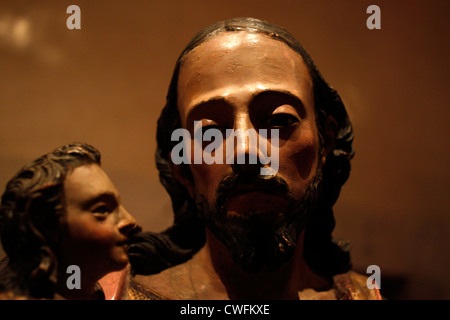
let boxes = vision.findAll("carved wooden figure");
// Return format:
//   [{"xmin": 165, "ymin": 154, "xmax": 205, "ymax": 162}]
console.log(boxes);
[
  {"xmin": 0, "ymin": 143, "xmax": 139, "ymax": 299},
  {"xmin": 127, "ymin": 17, "xmax": 381, "ymax": 300}
]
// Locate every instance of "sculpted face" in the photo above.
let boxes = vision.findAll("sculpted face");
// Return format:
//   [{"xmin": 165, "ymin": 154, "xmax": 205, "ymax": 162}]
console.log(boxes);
[
  {"xmin": 175, "ymin": 32, "xmax": 325, "ymax": 272},
  {"xmin": 59, "ymin": 164, "xmax": 137, "ymax": 279}
]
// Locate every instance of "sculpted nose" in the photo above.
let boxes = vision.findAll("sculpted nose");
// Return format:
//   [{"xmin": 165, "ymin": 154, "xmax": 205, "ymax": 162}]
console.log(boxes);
[
  {"xmin": 230, "ymin": 118, "xmax": 265, "ymax": 177},
  {"xmin": 118, "ymin": 207, "xmax": 140, "ymax": 236},
  {"xmin": 231, "ymin": 153, "xmax": 264, "ymax": 177}
]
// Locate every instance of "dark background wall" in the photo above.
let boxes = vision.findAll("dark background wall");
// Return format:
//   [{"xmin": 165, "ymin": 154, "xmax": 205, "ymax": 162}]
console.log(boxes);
[{"xmin": 0, "ymin": 0, "xmax": 448, "ymax": 299}]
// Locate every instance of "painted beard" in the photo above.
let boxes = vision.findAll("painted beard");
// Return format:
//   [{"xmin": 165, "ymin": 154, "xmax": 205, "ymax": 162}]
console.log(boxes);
[{"xmin": 195, "ymin": 170, "xmax": 323, "ymax": 273}]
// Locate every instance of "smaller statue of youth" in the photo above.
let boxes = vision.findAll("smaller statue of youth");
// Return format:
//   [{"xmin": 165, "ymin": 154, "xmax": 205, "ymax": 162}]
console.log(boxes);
[{"xmin": 0, "ymin": 143, "xmax": 140, "ymax": 300}]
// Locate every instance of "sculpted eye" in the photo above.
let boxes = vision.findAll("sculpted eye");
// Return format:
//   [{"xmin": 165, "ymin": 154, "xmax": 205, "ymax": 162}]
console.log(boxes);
[
  {"xmin": 92, "ymin": 204, "xmax": 110, "ymax": 215},
  {"xmin": 85, "ymin": 193, "xmax": 119, "ymax": 220},
  {"xmin": 202, "ymin": 124, "xmax": 222, "ymax": 134},
  {"xmin": 193, "ymin": 120, "xmax": 225, "ymax": 136},
  {"xmin": 264, "ymin": 113, "xmax": 299, "ymax": 128}
]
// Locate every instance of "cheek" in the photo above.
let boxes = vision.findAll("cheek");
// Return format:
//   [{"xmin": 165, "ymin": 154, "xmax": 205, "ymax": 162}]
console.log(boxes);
[
  {"xmin": 279, "ymin": 127, "xmax": 320, "ymax": 181},
  {"xmin": 66, "ymin": 216, "xmax": 118, "ymax": 248},
  {"xmin": 190, "ymin": 163, "xmax": 227, "ymax": 201}
]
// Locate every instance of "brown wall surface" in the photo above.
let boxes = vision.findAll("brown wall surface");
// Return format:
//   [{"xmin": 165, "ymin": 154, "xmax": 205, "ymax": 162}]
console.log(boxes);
[{"xmin": 0, "ymin": 0, "xmax": 448, "ymax": 299}]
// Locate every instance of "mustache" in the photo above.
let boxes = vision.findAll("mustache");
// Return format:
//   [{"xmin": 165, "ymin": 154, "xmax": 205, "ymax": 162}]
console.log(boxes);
[{"xmin": 214, "ymin": 172, "xmax": 290, "ymax": 211}]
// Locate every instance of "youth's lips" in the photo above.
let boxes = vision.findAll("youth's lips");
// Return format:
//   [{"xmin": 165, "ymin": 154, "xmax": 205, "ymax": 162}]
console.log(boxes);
[
  {"xmin": 116, "ymin": 225, "xmax": 142, "ymax": 249},
  {"xmin": 116, "ymin": 239, "xmax": 131, "ymax": 251}
]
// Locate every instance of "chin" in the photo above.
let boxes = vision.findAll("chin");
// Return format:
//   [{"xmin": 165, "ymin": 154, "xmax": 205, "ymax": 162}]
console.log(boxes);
[
  {"xmin": 214, "ymin": 217, "xmax": 301, "ymax": 273},
  {"xmin": 107, "ymin": 251, "xmax": 129, "ymax": 271}
]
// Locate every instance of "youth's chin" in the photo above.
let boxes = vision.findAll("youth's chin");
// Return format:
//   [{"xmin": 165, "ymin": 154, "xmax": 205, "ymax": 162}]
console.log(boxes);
[
  {"xmin": 109, "ymin": 248, "xmax": 130, "ymax": 270},
  {"xmin": 96, "ymin": 248, "xmax": 130, "ymax": 276}
]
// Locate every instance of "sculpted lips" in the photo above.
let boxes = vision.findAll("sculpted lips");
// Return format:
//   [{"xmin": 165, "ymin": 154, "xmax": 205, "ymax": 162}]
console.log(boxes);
[
  {"xmin": 116, "ymin": 224, "xmax": 141, "ymax": 251},
  {"xmin": 216, "ymin": 174, "xmax": 290, "ymax": 218},
  {"xmin": 225, "ymin": 184, "xmax": 288, "ymax": 218},
  {"xmin": 227, "ymin": 193, "xmax": 288, "ymax": 217},
  {"xmin": 116, "ymin": 238, "xmax": 130, "ymax": 251}
]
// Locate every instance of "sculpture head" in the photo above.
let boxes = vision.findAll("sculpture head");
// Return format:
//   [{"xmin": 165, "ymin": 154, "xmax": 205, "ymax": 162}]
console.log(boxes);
[
  {"xmin": 0, "ymin": 143, "xmax": 138, "ymax": 299},
  {"xmin": 131, "ymin": 17, "xmax": 354, "ymax": 278}
]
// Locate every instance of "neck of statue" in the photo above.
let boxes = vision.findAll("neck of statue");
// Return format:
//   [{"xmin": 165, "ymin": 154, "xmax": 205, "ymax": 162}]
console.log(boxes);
[{"xmin": 55, "ymin": 265, "xmax": 104, "ymax": 300}]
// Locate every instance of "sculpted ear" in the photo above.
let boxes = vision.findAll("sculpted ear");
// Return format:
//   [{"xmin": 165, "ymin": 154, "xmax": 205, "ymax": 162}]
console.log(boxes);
[
  {"xmin": 169, "ymin": 151, "xmax": 195, "ymax": 198},
  {"xmin": 320, "ymin": 115, "xmax": 338, "ymax": 166}
]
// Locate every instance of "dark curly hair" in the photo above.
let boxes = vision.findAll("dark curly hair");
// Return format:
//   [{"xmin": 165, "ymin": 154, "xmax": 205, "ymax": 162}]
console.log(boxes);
[
  {"xmin": 0, "ymin": 142, "xmax": 101, "ymax": 299},
  {"xmin": 129, "ymin": 17, "xmax": 355, "ymax": 279}
]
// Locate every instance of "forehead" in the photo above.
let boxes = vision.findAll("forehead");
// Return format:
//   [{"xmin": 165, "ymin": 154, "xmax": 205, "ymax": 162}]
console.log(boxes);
[
  {"xmin": 63, "ymin": 164, "xmax": 118, "ymax": 203},
  {"xmin": 177, "ymin": 31, "xmax": 313, "ymax": 122}
]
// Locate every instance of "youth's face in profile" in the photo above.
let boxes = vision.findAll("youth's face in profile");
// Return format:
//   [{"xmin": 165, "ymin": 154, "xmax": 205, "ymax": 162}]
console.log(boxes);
[{"xmin": 59, "ymin": 164, "xmax": 137, "ymax": 279}]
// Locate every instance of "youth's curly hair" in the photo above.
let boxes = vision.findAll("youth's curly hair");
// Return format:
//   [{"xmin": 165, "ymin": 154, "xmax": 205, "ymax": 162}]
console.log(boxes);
[
  {"xmin": 0, "ymin": 142, "xmax": 101, "ymax": 299},
  {"xmin": 129, "ymin": 17, "xmax": 355, "ymax": 280}
]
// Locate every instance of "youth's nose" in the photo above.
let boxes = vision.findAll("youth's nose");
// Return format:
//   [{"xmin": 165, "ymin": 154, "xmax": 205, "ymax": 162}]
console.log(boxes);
[{"xmin": 118, "ymin": 207, "xmax": 139, "ymax": 236}]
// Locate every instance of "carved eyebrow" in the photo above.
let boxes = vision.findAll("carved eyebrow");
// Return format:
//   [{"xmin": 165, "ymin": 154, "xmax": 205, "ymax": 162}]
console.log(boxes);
[
  {"xmin": 185, "ymin": 97, "xmax": 233, "ymax": 129},
  {"xmin": 249, "ymin": 89, "xmax": 306, "ymax": 118},
  {"xmin": 187, "ymin": 97, "xmax": 229, "ymax": 117},
  {"xmin": 252, "ymin": 89, "xmax": 303, "ymax": 103},
  {"xmin": 192, "ymin": 96, "xmax": 228, "ymax": 108}
]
